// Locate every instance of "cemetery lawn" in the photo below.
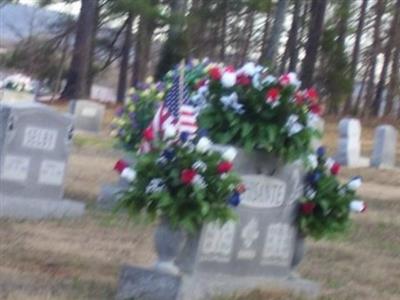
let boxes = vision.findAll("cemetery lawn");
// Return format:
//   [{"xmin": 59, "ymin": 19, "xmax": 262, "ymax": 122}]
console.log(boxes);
[{"xmin": 1, "ymin": 112, "xmax": 400, "ymax": 299}]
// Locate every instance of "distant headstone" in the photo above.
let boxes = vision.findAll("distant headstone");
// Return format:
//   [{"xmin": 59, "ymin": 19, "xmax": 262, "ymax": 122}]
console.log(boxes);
[
  {"xmin": 370, "ymin": 125, "xmax": 398, "ymax": 168},
  {"xmin": 311, "ymin": 118, "xmax": 325, "ymax": 150},
  {"xmin": 73, "ymin": 100, "xmax": 105, "ymax": 133},
  {"xmin": 335, "ymin": 118, "xmax": 369, "ymax": 167},
  {"xmin": 0, "ymin": 102, "xmax": 85, "ymax": 219}
]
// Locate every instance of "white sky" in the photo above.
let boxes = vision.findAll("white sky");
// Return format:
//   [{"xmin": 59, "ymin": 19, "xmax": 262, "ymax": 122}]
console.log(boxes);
[{"xmin": 19, "ymin": 0, "xmax": 81, "ymax": 15}]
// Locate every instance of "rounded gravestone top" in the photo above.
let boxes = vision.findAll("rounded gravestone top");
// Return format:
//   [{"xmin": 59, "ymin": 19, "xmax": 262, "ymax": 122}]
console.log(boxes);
[{"xmin": 338, "ymin": 118, "xmax": 361, "ymax": 138}]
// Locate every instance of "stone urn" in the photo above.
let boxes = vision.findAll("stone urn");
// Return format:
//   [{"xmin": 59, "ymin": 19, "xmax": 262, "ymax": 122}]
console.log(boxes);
[{"xmin": 154, "ymin": 217, "xmax": 200, "ymax": 276}]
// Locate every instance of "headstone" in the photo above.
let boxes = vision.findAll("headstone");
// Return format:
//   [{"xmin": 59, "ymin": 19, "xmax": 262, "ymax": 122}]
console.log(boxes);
[
  {"xmin": 311, "ymin": 118, "xmax": 325, "ymax": 150},
  {"xmin": 0, "ymin": 101, "xmax": 85, "ymax": 219},
  {"xmin": 335, "ymin": 118, "xmax": 369, "ymax": 167},
  {"xmin": 73, "ymin": 100, "xmax": 105, "ymax": 133},
  {"xmin": 116, "ymin": 150, "xmax": 319, "ymax": 300},
  {"xmin": 370, "ymin": 125, "xmax": 398, "ymax": 168},
  {"xmin": 179, "ymin": 159, "xmax": 319, "ymax": 300}
]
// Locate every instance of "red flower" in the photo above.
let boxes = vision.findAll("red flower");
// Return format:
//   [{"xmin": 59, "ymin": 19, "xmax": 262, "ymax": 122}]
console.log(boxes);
[
  {"xmin": 114, "ymin": 159, "xmax": 128, "ymax": 174},
  {"xmin": 224, "ymin": 65, "xmax": 235, "ymax": 73},
  {"xmin": 195, "ymin": 79, "xmax": 207, "ymax": 89},
  {"xmin": 143, "ymin": 126, "xmax": 154, "ymax": 141},
  {"xmin": 306, "ymin": 88, "xmax": 319, "ymax": 103},
  {"xmin": 236, "ymin": 74, "xmax": 251, "ymax": 86},
  {"xmin": 265, "ymin": 88, "xmax": 280, "ymax": 103},
  {"xmin": 301, "ymin": 202, "xmax": 316, "ymax": 215},
  {"xmin": 217, "ymin": 161, "xmax": 233, "ymax": 173},
  {"xmin": 310, "ymin": 103, "xmax": 321, "ymax": 115},
  {"xmin": 208, "ymin": 67, "xmax": 222, "ymax": 81},
  {"xmin": 279, "ymin": 74, "xmax": 290, "ymax": 86},
  {"xmin": 236, "ymin": 183, "xmax": 246, "ymax": 194},
  {"xmin": 330, "ymin": 162, "xmax": 341, "ymax": 175},
  {"xmin": 181, "ymin": 169, "xmax": 197, "ymax": 185},
  {"xmin": 295, "ymin": 91, "xmax": 305, "ymax": 105}
]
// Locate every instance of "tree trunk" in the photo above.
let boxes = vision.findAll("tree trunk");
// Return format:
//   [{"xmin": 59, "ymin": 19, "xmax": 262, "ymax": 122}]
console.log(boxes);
[
  {"xmin": 61, "ymin": 0, "xmax": 98, "ymax": 100},
  {"xmin": 219, "ymin": 0, "xmax": 228, "ymax": 61},
  {"xmin": 259, "ymin": 12, "xmax": 271, "ymax": 64},
  {"xmin": 386, "ymin": 21, "xmax": 400, "ymax": 116},
  {"xmin": 262, "ymin": 0, "xmax": 289, "ymax": 67},
  {"xmin": 155, "ymin": 0, "xmax": 188, "ymax": 80},
  {"xmin": 117, "ymin": 13, "xmax": 134, "ymax": 104},
  {"xmin": 373, "ymin": 0, "xmax": 400, "ymax": 117},
  {"xmin": 281, "ymin": 0, "xmax": 301, "ymax": 72},
  {"xmin": 131, "ymin": 11, "xmax": 157, "ymax": 86},
  {"xmin": 343, "ymin": 0, "xmax": 369, "ymax": 114},
  {"xmin": 239, "ymin": 10, "xmax": 255, "ymax": 65},
  {"xmin": 300, "ymin": 0, "xmax": 328, "ymax": 88},
  {"xmin": 362, "ymin": 0, "xmax": 386, "ymax": 117}
]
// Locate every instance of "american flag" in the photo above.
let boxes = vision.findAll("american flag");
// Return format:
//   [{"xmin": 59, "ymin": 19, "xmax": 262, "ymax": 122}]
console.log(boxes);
[{"xmin": 139, "ymin": 72, "xmax": 198, "ymax": 153}]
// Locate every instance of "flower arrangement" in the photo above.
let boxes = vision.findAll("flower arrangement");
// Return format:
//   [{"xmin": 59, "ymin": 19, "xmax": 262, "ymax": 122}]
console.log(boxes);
[
  {"xmin": 111, "ymin": 78, "xmax": 165, "ymax": 150},
  {"xmin": 197, "ymin": 62, "xmax": 322, "ymax": 162},
  {"xmin": 299, "ymin": 146, "xmax": 366, "ymax": 240},
  {"xmin": 116, "ymin": 127, "xmax": 244, "ymax": 233}
]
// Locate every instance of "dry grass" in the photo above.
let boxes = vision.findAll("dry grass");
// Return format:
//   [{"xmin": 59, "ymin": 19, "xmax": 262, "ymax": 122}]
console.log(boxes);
[{"xmin": 1, "ymin": 107, "xmax": 400, "ymax": 299}]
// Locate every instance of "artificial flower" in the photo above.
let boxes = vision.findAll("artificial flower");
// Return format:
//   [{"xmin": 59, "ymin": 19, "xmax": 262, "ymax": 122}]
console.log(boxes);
[
  {"xmin": 221, "ymin": 71, "xmax": 237, "ymax": 88},
  {"xmin": 143, "ymin": 126, "xmax": 154, "ymax": 141},
  {"xmin": 181, "ymin": 169, "xmax": 197, "ymax": 185},
  {"xmin": 330, "ymin": 162, "xmax": 341, "ymax": 175},
  {"xmin": 241, "ymin": 62, "xmax": 257, "ymax": 76},
  {"xmin": 265, "ymin": 88, "xmax": 280, "ymax": 103},
  {"xmin": 209, "ymin": 67, "xmax": 222, "ymax": 81},
  {"xmin": 164, "ymin": 125, "xmax": 177, "ymax": 140},
  {"xmin": 347, "ymin": 176, "xmax": 363, "ymax": 191},
  {"xmin": 350, "ymin": 200, "xmax": 367, "ymax": 213},
  {"xmin": 301, "ymin": 202, "xmax": 316, "ymax": 215},
  {"xmin": 229, "ymin": 192, "xmax": 241, "ymax": 207},
  {"xmin": 222, "ymin": 147, "xmax": 238, "ymax": 162},
  {"xmin": 217, "ymin": 161, "xmax": 233, "ymax": 173},
  {"xmin": 196, "ymin": 137, "xmax": 212, "ymax": 153}
]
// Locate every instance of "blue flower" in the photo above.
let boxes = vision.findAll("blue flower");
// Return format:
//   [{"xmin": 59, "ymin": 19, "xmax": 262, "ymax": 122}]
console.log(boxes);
[
  {"xmin": 162, "ymin": 149, "xmax": 175, "ymax": 161},
  {"xmin": 228, "ymin": 192, "xmax": 241, "ymax": 207},
  {"xmin": 316, "ymin": 146, "xmax": 326, "ymax": 157},
  {"xmin": 307, "ymin": 171, "xmax": 321, "ymax": 185},
  {"xmin": 198, "ymin": 128, "xmax": 208, "ymax": 137},
  {"xmin": 180, "ymin": 131, "xmax": 190, "ymax": 143}
]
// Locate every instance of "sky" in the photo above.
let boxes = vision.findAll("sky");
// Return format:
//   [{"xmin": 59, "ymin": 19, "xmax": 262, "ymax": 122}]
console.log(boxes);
[{"xmin": 19, "ymin": 0, "xmax": 81, "ymax": 15}]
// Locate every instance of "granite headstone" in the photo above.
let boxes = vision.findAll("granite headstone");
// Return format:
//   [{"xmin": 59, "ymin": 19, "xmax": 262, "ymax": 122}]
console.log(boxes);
[
  {"xmin": 73, "ymin": 100, "xmax": 105, "ymax": 133},
  {"xmin": 370, "ymin": 125, "xmax": 398, "ymax": 168},
  {"xmin": 335, "ymin": 118, "xmax": 369, "ymax": 167},
  {"xmin": 0, "ymin": 102, "xmax": 85, "ymax": 219}
]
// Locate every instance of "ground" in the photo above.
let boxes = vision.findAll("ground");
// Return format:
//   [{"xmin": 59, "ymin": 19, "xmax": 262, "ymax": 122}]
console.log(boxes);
[{"xmin": 0, "ymin": 102, "xmax": 399, "ymax": 300}]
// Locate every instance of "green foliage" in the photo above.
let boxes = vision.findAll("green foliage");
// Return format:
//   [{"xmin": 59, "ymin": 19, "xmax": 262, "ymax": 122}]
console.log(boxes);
[
  {"xmin": 198, "ymin": 65, "xmax": 320, "ymax": 162},
  {"xmin": 118, "ymin": 137, "xmax": 242, "ymax": 233},
  {"xmin": 111, "ymin": 80, "xmax": 164, "ymax": 151},
  {"xmin": 299, "ymin": 153, "xmax": 360, "ymax": 240}
]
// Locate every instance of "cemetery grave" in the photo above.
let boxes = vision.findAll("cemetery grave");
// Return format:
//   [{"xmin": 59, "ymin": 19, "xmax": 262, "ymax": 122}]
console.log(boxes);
[{"xmin": 0, "ymin": 101, "xmax": 399, "ymax": 299}]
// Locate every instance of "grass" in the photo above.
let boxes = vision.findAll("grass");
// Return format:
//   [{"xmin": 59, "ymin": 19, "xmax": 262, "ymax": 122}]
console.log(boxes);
[{"xmin": 0, "ymin": 104, "xmax": 400, "ymax": 299}]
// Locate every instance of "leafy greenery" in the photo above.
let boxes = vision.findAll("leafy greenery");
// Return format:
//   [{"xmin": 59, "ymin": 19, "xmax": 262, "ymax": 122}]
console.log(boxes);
[
  {"xmin": 118, "ymin": 135, "xmax": 242, "ymax": 233},
  {"xmin": 299, "ymin": 149, "xmax": 360, "ymax": 240},
  {"xmin": 198, "ymin": 65, "xmax": 320, "ymax": 162}
]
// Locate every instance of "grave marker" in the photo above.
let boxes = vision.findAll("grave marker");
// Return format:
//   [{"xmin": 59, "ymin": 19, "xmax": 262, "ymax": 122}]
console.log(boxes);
[
  {"xmin": 0, "ymin": 102, "xmax": 85, "ymax": 219},
  {"xmin": 371, "ymin": 125, "xmax": 398, "ymax": 168},
  {"xmin": 73, "ymin": 100, "xmax": 105, "ymax": 133},
  {"xmin": 335, "ymin": 118, "xmax": 369, "ymax": 167}
]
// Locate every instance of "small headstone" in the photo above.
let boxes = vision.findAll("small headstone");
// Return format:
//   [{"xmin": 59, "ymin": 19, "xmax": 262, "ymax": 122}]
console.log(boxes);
[
  {"xmin": 311, "ymin": 118, "xmax": 325, "ymax": 150},
  {"xmin": 0, "ymin": 102, "xmax": 85, "ymax": 219},
  {"xmin": 370, "ymin": 125, "xmax": 398, "ymax": 168},
  {"xmin": 73, "ymin": 100, "xmax": 105, "ymax": 133},
  {"xmin": 116, "ymin": 265, "xmax": 181, "ymax": 300},
  {"xmin": 335, "ymin": 118, "xmax": 369, "ymax": 167}
]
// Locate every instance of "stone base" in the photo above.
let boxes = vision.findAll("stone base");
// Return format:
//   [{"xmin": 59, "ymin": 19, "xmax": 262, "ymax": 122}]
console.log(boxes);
[
  {"xmin": 116, "ymin": 265, "xmax": 181, "ymax": 300},
  {"xmin": 179, "ymin": 272, "xmax": 320, "ymax": 300},
  {"xmin": 335, "ymin": 156, "xmax": 370, "ymax": 168},
  {"xmin": 0, "ymin": 194, "xmax": 85, "ymax": 219},
  {"xmin": 97, "ymin": 183, "xmax": 127, "ymax": 210}
]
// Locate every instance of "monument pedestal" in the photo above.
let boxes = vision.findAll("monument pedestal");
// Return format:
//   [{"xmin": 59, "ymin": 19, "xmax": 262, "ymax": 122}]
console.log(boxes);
[{"xmin": 0, "ymin": 194, "xmax": 85, "ymax": 220}]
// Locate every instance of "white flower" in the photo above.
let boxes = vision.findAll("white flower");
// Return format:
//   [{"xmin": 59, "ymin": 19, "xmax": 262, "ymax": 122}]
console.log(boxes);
[
  {"xmin": 145, "ymin": 76, "xmax": 154, "ymax": 84},
  {"xmin": 193, "ymin": 161, "xmax": 207, "ymax": 172},
  {"xmin": 325, "ymin": 158, "xmax": 335, "ymax": 169},
  {"xmin": 307, "ymin": 154, "xmax": 318, "ymax": 169},
  {"xmin": 288, "ymin": 72, "xmax": 301, "ymax": 89},
  {"xmin": 196, "ymin": 137, "xmax": 212, "ymax": 153},
  {"xmin": 252, "ymin": 73, "xmax": 262, "ymax": 90},
  {"xmin": 198, "ymin": 85, "xmax": 209, "ymax": 95},
  {"xmin": 262, "ymin": 75, "xmax": 277, "ymax": 85},
  {"xmin": 145, "ymin": 178, "xmax": 165, "ymax": 194},
  {"xmin": 288, "ymin": 122, "xmax": 304, "ymax": 136},
  {"xmin": 347, "ymin": 176, "xmax": 363, "ymax": 191},
  {"xmin": 286, "ymin": 114, "xmax": 299, "ymax": 127},
  {"xmin": 193, "ymin": 174, "xmax": 207, "ymax": 189},
  {"xmin": 350, "ymin": 200, "xmax": 367, "ymax": 213},
  {"xmin": 307, "ymin": 113, "xmax": 321, "ymax": 128},
  {"xmin": 222, "ymin": 147, "xmax": 238, "ymax": 162},
  {"xmin": 305, "ymin": 188, "xmax": 317, "ymax": 199},
  {"xmin": 241, "ymin": 62, "xmax": 257, "ymax": 76},
  {"xmin": 121, "ymin": 168, "xmax": 136, "ymax": 182},
  {"xmin": 221, "ymin": 71, "xmax": 237, "ymax": 88},
  {"xmin": 163, "ymin": 125, "xmax": 177, "ymax": 140}
]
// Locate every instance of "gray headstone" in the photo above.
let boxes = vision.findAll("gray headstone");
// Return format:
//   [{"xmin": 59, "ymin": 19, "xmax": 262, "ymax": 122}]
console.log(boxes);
[
  {"xmin": 0, "ymin": 101, "xmax": 85, "ymax": 219},
  {"xmin": 116, "ymin": 265, "xmax": 181, "ymax": 300},
  {"xmin": 74, "ymin": 100, "xmax": 105, "ymax": 133},
  {"xmin": 370, "ymin": 125, "xmax": 398, "ymax": 168},
  {"xmin": 335, "ymin": 118, "xmax": 369, "ymax": 167},
  {"xmin": 311, "ymin": 118, "xmax": 325, "ymax": 150}
]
